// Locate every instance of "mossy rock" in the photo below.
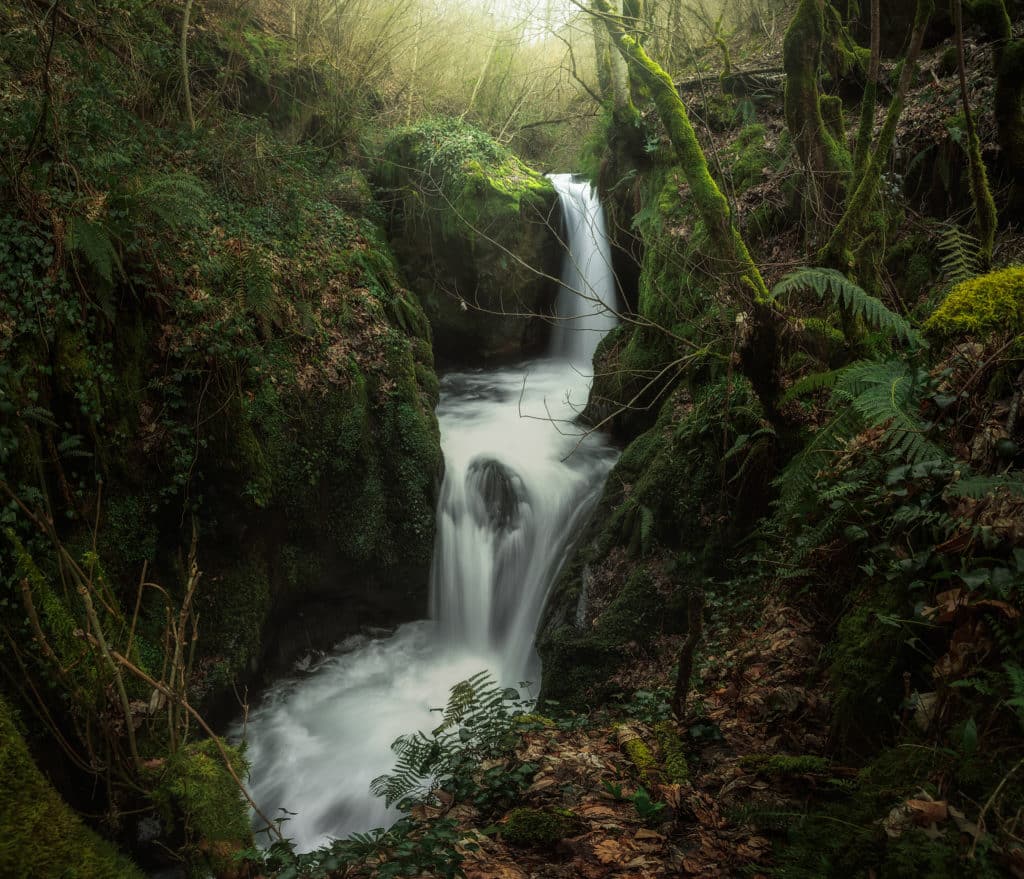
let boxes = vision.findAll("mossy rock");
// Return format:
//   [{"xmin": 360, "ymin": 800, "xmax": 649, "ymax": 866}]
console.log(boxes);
[
  {"xmin": 540, "ymin": 378, "xmax": 771, "ymax": 708},
  {"xmin": 501, "ymin": 807, "xmax": 583, "ymax": 848},
  {"xmin": 0, "ymin": 697, "xmax": 144, "ymax": 878},
  {"xmin": 377, "ymin": 117, "xmax": 562, "ymax": 363},
  {"xmin": 149, "ymin": 738, "xmax": 253, "ymax": 876},
  {"xmin": 924, "ymin": 266, "xmax": 1024, "ymax": 340}
]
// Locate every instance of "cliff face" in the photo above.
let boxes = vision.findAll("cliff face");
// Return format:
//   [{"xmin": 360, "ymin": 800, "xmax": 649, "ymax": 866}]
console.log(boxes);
[{"xmin": 0, "ymin": 5, "xmax": 443, "ymax": 873}]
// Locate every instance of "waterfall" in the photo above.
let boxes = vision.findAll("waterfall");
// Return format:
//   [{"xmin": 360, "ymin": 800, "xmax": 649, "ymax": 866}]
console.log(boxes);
[
  {"xmin": 234, "ymin": 174, "xmax": 620, "ymax": 852},
  {"xmin": 548, "ymin": 173, "xmax": 619, "ymax": 365}
]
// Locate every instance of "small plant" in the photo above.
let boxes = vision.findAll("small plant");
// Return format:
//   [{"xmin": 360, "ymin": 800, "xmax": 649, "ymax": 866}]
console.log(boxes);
[
  {"xmin": 631, "ymin": 786, "xmax": 666, "ymax": 824},
  {"xmin": 620, "ymin": 688, "xmax": 673, "ymax": 724},
  {"xmin": 601, "ymin": 779, "xmax": 627, "ymax": 801}
]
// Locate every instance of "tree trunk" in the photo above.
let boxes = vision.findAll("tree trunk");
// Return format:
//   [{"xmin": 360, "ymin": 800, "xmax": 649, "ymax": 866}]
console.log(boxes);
[
  {"xmin": 954, "ymin": 0, "xmax": 997, "ymax": 268},
  {"xmin": 593, "ymin": 0, "xmax": 770, "ymax": 303},
  {"xmin": 180, "ymin": 0, "xmax": 195, "ymax": 131},
  {"xmin": 783, "ymin": 0, "xmax": 851, "ymax": 208},
  {"xmin": 822, "ymin": 0, "xmax": 933, "ymax": 269}
]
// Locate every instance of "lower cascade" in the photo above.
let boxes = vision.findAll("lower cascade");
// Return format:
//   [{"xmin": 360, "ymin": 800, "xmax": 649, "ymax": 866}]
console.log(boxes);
[{"xmin": 235, "ymin": 173, "xmax": 620, "ymax": 851}]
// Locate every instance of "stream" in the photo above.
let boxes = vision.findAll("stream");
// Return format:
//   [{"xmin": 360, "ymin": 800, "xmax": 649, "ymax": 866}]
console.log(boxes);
[{"xmin": 232, "ymin": 174, "xmax": 620, "ymax": 852}]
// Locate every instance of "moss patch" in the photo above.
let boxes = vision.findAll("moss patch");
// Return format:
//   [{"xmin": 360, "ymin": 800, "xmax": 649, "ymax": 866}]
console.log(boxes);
[
  {"xmin": 501, "ymin": 807, "xmax": 582, "ymax": 848},
  {"xmin": 0, "ymin": 697, "xmax": 144, "ymax": 878},
  {"xmin": 924, "ymin": 265, "xmax": 1024, "ymax": 339},
  {"xmin": 150, "ymin": 739, "xmax": 253, "ymax": 876}
]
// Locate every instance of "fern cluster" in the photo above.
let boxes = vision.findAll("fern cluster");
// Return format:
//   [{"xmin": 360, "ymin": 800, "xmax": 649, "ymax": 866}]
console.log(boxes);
[
  {"xmin": 772, "ymin": 266, "xmax": 924, "ymax": 348},
  {"xmin": 370, "ymin": 671, "xmax": 534, "ymax": 812}
]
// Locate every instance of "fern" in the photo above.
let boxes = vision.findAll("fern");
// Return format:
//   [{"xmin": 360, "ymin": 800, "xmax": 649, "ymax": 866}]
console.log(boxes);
[
  {"xmin": 945, "ymin": 474, "xmax": 1024, "ymax": 500},
  {"xmin": 370, "ymin": 672, "xmax": 529, "ymax": 809},
  {"xmin": 1004, "ymin": 663, "xmax": 1024, "ymax": 729},
  {"xmin": 775, "ymin": 407, "xmax": 860, "ymax": 516},
  {"xmin": 135, "ymin": 172, "xmax": 207, "ymax": 231},
  {"xmin": 65, "ymin": 216, "xmax": 119, "ymax": 284},
  {"xmin": 772, "ymin": 267, "xmax": 923, "ymax": 348},
  {"xmin": 833, "ymin": 361, "xmax": 944, "ymax": 466},
  {"xmin": 937, "ymin": 225, "xmax": 981, "ymax": 285},
  {"xmin": 776, "ymin": 361, "xmax": 949, "ymax": 516},
  {"xmin": 781, "ymin": 367, "xmax": 847, "ymax": 404}
]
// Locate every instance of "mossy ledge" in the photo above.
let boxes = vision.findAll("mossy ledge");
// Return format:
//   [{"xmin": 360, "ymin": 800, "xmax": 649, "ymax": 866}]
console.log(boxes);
[{"xmin": 376, "ymin": 117, "xmax": 563, "ymax": 364}]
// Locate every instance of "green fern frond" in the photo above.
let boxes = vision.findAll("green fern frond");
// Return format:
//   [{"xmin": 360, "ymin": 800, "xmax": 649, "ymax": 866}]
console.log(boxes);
[
  {"xmin": 782, "ymin": 367, "xmax": 847, "ymax": 404},
  {"xmin": 835, "ymin": 360, "xmax": 944, "ymax": 465},
  {"xmin": 772, "ymin": 267, "xmax": 923, "ymax": 348},
  {"xmin": 133, "ymin": 172, "xmax": 208, "ymax": 231},
  {"xmin": 775, "ymin": 408, "xmax": 861, "ymax": 516},
  {"xmin": 945, "ymin": 474, "xmax": 1024, "ymax": 500},
  {"xmin": 65, "ymin": 216, "xmax": 119, "ymax": 284},
  {"xmin": 937, "ymin": 225, "xmax": 981, "ymax": 285}
]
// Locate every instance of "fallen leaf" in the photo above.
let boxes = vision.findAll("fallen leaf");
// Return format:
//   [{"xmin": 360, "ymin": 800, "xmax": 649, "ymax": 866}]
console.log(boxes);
[{"xmin": 907, "ymin": 798, "xmax": 948, "ymax": 824}]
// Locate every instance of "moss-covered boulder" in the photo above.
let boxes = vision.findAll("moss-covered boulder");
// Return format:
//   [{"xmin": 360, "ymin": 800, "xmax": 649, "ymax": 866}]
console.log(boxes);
[
  {"xmin": 924, "ymin": 265, "xmax": 1024, "ymax": 340},
  {"xmin": 540, "ymin": 378, "xmax": 773, "ymax": 707},
  {"xmin": 0, "ymin": 697, "xmax": 144, "ymax": 878},
  {"xmin": 378, "ymin": 118, "xmax": 562, "ymax": 363}
]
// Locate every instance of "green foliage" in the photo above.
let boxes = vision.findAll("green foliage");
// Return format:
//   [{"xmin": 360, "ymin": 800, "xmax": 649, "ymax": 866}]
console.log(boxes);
[
  {"xmin": 150, "ymin": 739, "xmax": 253, "ymax": 872},
  {"xmin": 775, "ymin": 360, "xmax": 943, "ymax": 515},
  {"xmin": 772, "ymin": 267, "xmax": 923, "ymax": 347},
  {"xmin": 631, "ymin": 786, "xmax": 666, "ymax": 824},
  {"xmin": 250, "ymin": 816, "xmax": 466, "ymax": 879},
  {"xmin": 370, "ymin": 672, "xmax": 536, "ymax": 814}
]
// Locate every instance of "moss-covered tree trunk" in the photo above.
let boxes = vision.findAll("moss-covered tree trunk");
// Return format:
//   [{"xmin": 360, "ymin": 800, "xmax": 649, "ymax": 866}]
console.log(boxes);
[
  {"xmin": 822, "ymin": 0, "xmax": 933, "ymax": 269},
  {"xmin": 592, "ymin": 0, "xmax": 783, "ymax": 414},
  {"xmin": 954, "ymin": 0, "xmax": 998, "ymax": 268},
  {"xmin": 593, "ymin": 0, "xmax": 769, "ymax": 304},
  {"xmin": 783, "ymin": 0, "xmax": 851, "ymax": 209}
]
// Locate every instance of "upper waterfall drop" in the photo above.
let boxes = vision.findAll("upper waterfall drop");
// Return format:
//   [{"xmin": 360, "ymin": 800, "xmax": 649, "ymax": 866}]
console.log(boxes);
[{"xmin": 548, "ymin": 174, "xmax": 620, "ymax": 366}]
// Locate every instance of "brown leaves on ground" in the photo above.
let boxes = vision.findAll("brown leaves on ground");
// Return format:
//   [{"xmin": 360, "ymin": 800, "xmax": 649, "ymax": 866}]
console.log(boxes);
[{"xmin": 443, "ymin": 601, "xmax": 826, "ymax": 879}]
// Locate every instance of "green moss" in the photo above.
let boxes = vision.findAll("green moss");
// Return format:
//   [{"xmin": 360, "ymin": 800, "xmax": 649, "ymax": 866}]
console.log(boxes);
[
  {"xmin": 783, "ymin": 0, "xmax": 851, "ymax": 197},
  {"xmin": 0, "ymin": 697, "xmax": 144, "ymax": 878},
  {"xmin": 741, "ymin": 753, "xmax": 831, "ymax": 776},
  {"xmin": 924, "ymin": 266, "xmax": 1024, "ymax": 339},
  {"xmin": 376, "ymin": 117, "xmax": 559, "ymax": 360},
  {"xmin": 151, "ymin": 739, "xmax": 253, "ymax": 876},
  {"xmin": 966, "ymin": 0, "xmax": 1012, "ymax": 40},
  {"xmin": 515, "ymin": 713, "xmax": 555, "ymax": 728},
  {"xmin": 196, "ymin": 555, "xmax": 271, "ymax": 680},
  {"xmin": 653, "ymin": 720, "xmax": 689, "ymax": 783},
  {"xmin": 620, "ymin": 728, "xmax": 658, "ymax": 783},
  {"xmin": 502, "ymin": 807, "xmax": 582, "ymax": 847}
]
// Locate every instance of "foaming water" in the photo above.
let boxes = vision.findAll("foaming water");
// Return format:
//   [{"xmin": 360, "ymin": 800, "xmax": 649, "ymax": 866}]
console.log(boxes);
[{"xmin": 234, "ymin": 175, "xmax": 619, "ymax": 852}]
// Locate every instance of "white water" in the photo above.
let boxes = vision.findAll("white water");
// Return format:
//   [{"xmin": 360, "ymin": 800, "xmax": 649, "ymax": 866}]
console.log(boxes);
[{"xmin": 233, "ymin": 174, "xmax": 619, "ymax": 852}]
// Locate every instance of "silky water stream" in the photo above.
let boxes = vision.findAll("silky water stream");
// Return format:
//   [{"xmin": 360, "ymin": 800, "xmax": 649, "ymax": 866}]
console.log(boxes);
[{"xmin": 234, "ymin": 174, "xmax": 620, "ymax": 851}]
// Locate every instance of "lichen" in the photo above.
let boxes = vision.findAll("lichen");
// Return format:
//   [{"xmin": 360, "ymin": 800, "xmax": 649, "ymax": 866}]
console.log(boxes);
[
  {"xmin": 501, "ymin": 807, "xmax": 582, "ymax": 847},
  {"xmin": 923, "ymin": 266, "xmax": 1024, "ymax": 339}
]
